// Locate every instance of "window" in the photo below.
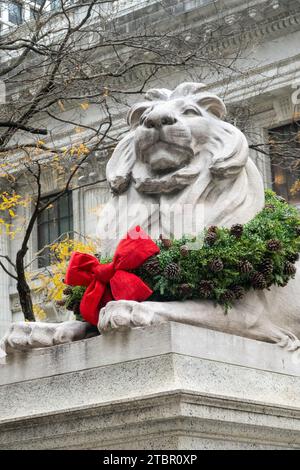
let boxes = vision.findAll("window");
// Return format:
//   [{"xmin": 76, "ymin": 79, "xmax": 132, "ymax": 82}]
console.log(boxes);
[
  {"xmin": 50, "ymin": 0, "xmax": 60, "ymax": 10},
  {"xmin": 30, "ymin": 0, "xmax": 45, "ymax": 19},
  {"xmin": 269, "ymin": 121, "xmax": 300, "ymax": 205},
  {"xmin": 37, "ymin": 191, "xmax": 73, "ymax": 267},
  {"xmin": 30, "ymin": 8, "xmax": 38, "ymax": 19},
  {"xmin": 31, "ymin": 0, "xmax": 45, "ymax": 5},
  {"xmin": 8, "ymin": 2, "xmax": 23, "ymax": 25}
]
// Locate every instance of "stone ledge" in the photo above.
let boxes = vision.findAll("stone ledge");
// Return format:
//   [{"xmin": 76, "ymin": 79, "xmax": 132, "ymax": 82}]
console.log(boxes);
[
  {"xmin": 1, "ymin": 322, "xmax": 300, "ymax": 449},
  {"xmin": 1, "ymin": 321, "xmax": 299, "ymax": 385}
]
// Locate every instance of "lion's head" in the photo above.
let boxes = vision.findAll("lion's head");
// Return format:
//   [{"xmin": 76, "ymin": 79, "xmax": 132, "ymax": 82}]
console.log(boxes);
[
  {"xmin": 98, "ymin": 83, "xmax": 264, "ymax": 254},
  {"xmin": 107, "ymin": 82, "xmax": 252, "ymax": 195}
]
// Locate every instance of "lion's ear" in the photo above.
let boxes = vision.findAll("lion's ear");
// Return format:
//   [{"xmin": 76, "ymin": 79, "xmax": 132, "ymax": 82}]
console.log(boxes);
[
  {"xmin": 127, "ymin": 103, "xmax": 150, "ymax": 129},
  {"xmin": 196, "ymin": 94, "xmax": 227, "ymax": 119},
  {"xmin": 171, "ymin": 83, "xmax": 226, "ymax": 119},
  {"xmin": 106, "ymin": 131, "xmax": 136, "ymax": 194}
]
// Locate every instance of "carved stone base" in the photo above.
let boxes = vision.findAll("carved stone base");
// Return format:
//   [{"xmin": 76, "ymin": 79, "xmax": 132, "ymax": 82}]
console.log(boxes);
[{"xmin": 1, "ymin": 322, "xmax": 300, "ymax": 449}]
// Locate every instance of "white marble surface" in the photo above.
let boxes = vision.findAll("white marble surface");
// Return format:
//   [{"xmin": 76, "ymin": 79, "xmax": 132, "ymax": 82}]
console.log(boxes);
[{"xmin": 1, "ymin": 322, "xmax": 300, "ymax": 449}]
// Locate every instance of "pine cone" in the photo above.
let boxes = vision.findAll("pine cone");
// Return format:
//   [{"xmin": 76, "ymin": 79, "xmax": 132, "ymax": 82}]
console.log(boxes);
[
  {"xmin": 63, "ymin": 286, "xmax": 73, "ymax": 296},
  {"xmin": 209, "ymin": 258, "xmax": 224, "ymax": 272},
  {"xmin": 207, "ymin": 225, "xmax": 218, "ymax": 233},
  {"xmin": 258, "ymin": 258, "xmax": 274, "ymax": 276},
  {"xmin": 205, "ymin": 231, "xmax": 217, "ymax": 246},
  {"xmin": 230, "ymin": 224, "xmax": 243, "ymax": 238},
  {"xmin": 180, "ymin": 245, "xmax": 189, "ymax": 257},
  {"xmin": 178, "ymin": 283, "xmax": 193, "ymax": 297},
  {"xmin": 231, "ymin": 285, "xmax": 246, "ymax": 300},
  {"xmin": 220, "ymin": 290, "xmax": 235, "ymax": 303},
  {"xmin": 199, "ymin": 280, "xmax": 214, "ymax": 298},
  {"xmin": 73, "ymin": 302, "xmax": 81, "ymax": 316},
  {"xmin": 159, "ymin": 235, "xmax": 172, "ymax": 249},
  {"xmin": 66, "ymin": 302, "xmax": 74, "ymax": 311},
  {"xmin": 284, "ymin": 261, "xmax": 297, "ymax": 276},
  {"xmin": 143, "ymin": 256, "xmax": 161, "ymax": 275},
  {"xmin": 164, "ymin": 262, "xmax": 181, "ymax": 280},
  {"xmin": 266, "ymin": 239, "xmax": 282, "ymax": 252},
  {"xmin": 237, "ymin": 260, "xmax": 253, "ymax": 274},
  {"xmin": 264, "ymin": 204, "xmax": 275, "ymax": 211},
  {"xmin": 56, "ymin": 299, "xmax": 66, "ymax": 307},
  {"xmin": 250, "ymin": 271, "xmax": 267, "ymax": 289},
  {"xmin": 287, "ymin": 252, "xmax": 299, "ymax": 263}
]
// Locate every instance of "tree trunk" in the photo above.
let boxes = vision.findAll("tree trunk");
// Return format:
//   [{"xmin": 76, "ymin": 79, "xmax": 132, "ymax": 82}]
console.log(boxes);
[{"xmin": 16, "ymin": 249, "xmax": 35, "ymax": 322}]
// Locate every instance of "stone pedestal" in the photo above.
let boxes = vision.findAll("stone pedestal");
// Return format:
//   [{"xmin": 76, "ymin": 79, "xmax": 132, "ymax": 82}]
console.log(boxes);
[{"xmin": 1, "ymin": 322, "xmax": 300, "ymax": 449}]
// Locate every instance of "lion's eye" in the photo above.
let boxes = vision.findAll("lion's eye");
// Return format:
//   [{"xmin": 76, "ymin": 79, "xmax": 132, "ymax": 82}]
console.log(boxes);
[{"xmin": 182, "ymin": 108, "xmax": 200, "ymax": 116}]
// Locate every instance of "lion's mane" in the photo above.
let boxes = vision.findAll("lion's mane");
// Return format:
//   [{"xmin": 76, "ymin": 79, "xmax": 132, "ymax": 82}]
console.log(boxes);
[{"xmin": 97, "ymin": 83, "xmax": 265, "ymax": 255}]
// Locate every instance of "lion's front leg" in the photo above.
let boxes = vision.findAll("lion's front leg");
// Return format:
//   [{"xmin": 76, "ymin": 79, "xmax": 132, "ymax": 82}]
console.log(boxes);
[
  {"xmin": 0, "ymin": 320, "xmax": 97, "ymax": 356},
  {"xmin": 98, "ymin": 298, "xmax": 242, "ymax": 333},
  {"xmin": 98, "ymin": 299, "xmax": 300, "ymax": 351},
  {"xmin": 98, "ymin": 299, "xmax": 227, "ymax": 333}
]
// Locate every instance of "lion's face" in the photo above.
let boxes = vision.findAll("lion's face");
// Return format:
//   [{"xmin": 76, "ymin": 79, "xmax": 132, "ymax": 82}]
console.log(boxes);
[
  {"xmin": 134, "ymin": 98, "xmax": 211, "ymax": 173},
  {"xmin": 106, "ymin": 82, "xmax": 249, "ymax": 195}
]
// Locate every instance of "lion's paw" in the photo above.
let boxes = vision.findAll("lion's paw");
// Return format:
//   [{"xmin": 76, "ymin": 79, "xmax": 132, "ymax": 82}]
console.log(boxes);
[
  {"xmin": 98, "ymin": 300, "xmax": 157, "ymax": 333},
  {"xmin": 0, "ymin": 320, "xmax": 94, "ymax": 355}
]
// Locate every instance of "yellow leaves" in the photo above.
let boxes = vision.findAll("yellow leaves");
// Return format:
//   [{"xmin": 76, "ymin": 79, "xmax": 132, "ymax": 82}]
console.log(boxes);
[
  {"xmin": 50, "ymin": 237, "xmax": 97, "ymax": 263},
  {"xmin": 290, "ymin": 180, "xmax": 300, "ymax": 196},
  {"xmin": 0, "ymin": 192, "xmax": 28, "ymax": 238},
  {"xmin": 80, "ymin": 102, "xmax": 89, "ymax": 111},
  {"xmin": 102, "ymin": 87, "xmax": 109, "ymax": 97},
  {"xmin": 32, "ymin": 237, "xmax": 97, "ymax": 303},
  {"xmin": 78, "ymin": 143, "xmax": 89, "ymax": 156},
  {"xmin": 36, "ymin": 140, "xmax": 45, "ymax": 147},
  {"xmin": 33, "ymin": 304, "xmax": 47, "ymax": 321},
  {"xmin": 0, "ymin": 192, "xmax": 22, "ymax": 210},
  {"xmin": 69, "ymin": 143, "xmax": 89, "ymax": 157},
  {"xmin": 58, "ymin": 99, "xmax": 65, "ymax": 111}
]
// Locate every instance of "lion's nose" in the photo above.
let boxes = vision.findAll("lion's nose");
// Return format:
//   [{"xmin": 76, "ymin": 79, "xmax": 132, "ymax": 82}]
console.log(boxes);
[{"xmin": 143, "ymin": 114, "xmax": 177, "ymax": 129}]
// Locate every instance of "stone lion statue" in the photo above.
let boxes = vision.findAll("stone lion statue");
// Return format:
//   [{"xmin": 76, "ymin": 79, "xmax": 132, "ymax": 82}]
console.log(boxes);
[{"xmin": 2, "ymin": 82, "xmax": 300, "ymax": 355}]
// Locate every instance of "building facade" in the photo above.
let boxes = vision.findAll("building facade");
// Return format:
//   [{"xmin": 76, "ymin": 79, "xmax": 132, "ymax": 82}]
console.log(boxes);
[{"xmin": 1, "ymin": 0, "xmax": 300, "ymax": 337}]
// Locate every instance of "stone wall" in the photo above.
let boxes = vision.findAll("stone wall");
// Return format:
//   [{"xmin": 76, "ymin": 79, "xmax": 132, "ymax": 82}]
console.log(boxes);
[{"xmin": 1, "ymin": 323, "xmax": 300, "ymax": 449}]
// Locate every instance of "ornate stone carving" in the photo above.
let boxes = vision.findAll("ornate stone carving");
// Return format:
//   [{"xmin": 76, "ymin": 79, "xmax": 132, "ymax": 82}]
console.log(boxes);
[{"xmin": 2, "ymin": 82, "xmax": 300, "ymax": 355}]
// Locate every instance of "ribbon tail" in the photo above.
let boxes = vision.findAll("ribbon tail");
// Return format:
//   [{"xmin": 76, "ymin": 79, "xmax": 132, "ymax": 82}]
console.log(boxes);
[
  {"xmin": 110, "ymin": 270, "xmax": 153, "ymax": 302},
  {"xmin": 80, "ymin": 279, "xmax": 106, "ymax": 326}
]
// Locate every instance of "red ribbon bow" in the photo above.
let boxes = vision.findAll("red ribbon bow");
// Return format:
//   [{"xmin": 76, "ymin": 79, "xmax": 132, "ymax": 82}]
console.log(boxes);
[{"xmin": 64, "ymin": 226, "xmax": 160, "ymax": 325}]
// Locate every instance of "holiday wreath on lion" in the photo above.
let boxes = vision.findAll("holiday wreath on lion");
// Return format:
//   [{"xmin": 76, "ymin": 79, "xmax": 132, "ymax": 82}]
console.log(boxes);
[{"xmin": 60, "ymin": 190, "xmax": 300, "ymax": 327}]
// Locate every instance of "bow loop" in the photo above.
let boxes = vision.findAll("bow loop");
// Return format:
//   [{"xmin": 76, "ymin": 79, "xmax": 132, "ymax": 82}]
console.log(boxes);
[{"xmin": 64, "ymin": 226, "xmax": 160, "ymax": 325}]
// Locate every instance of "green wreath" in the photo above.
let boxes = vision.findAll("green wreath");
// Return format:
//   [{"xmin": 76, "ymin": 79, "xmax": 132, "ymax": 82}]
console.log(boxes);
[{"xmin": 62, "ymin": 190, "xmax": 300, "ymax": 319}]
